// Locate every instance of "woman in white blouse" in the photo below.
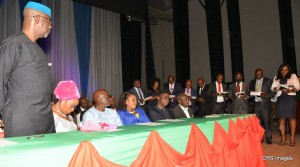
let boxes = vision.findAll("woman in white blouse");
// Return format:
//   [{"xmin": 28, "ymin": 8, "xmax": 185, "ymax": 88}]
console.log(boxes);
[
  {"xmin": 271, "ymin": 64, "xmax": 300, "ymax": 146},
  {"xmin": 52, "ymin": 80, "xmax": 80, "ymax": 133}
]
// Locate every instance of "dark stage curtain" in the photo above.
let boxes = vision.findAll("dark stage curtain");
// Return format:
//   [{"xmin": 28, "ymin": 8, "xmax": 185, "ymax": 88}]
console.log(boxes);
[
  {"xmin": 145, "ymin": 1, "xmax": 156, "ymax": 89},
  {"xmin": 73, "ymin": 1, "xmax": 92, "ymax": 97},
  {"xmin": 120, "ymin": 14, "xmax": 142, "ymax": 92},
  {"xmin": 204, "ymin": 0, "xmax": 225, "ymax": 82},
  {"xmin": 278, "ymin": 0, "xmax": 297, "ymax": 74},
  {"xmin": 173, "ymin": 0, "xmax": 190, "ymax": 86},
  {"xmin": 73, "ymin": 0, "xmax": 147, "ymax": 20},
  {"xmin": 226, "ymin": 0, "xmax": 244, "ymax": 80}
]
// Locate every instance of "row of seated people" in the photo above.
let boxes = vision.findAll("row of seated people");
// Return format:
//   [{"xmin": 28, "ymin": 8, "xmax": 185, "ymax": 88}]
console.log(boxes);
[
  {"xmin": 55, "ymin": 86, "xmax": 193, "ymax": 133},
  {"xmin": 62, "ymin": 70, "xmax": 266, "ymax": 133}
]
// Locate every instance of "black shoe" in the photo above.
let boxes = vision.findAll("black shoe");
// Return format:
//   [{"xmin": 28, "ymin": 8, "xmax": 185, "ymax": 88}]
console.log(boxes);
[{"xmin": 266, "ymin": 137, "xmax": 272, "ymax": 144}]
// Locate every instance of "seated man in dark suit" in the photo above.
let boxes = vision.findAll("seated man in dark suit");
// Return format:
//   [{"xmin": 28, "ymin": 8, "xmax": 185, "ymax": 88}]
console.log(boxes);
[
  {"xmin": 180, "ymin": 79, "xmax": 197, "ymax": 114},
  {"xmin": 173, "ymin": 93, "xmax": 194, "ymax": 118},
  {"xmin": 163, "ymin": 75, "xmax": 182, "ymax": 109},
  {"xmin": 148, "ymin": 90, "xmax": 175, "ymax": 122},
  {"xmin": 196, "ymin": 77, "xmax": 211, "ymax": 117},
  {"xmin": 207, "ymin": 73, "xmax": 228, "ymax": 114},
  {"xmin": 71, "ymin": 97, "xmax": 91, "ymax": 126}
]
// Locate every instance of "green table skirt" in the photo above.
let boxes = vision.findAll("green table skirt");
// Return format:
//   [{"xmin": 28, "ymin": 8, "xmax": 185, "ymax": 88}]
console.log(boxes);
[{"xmin": 0, "ymin": 114, "xmax": 256, "ymax": 166}]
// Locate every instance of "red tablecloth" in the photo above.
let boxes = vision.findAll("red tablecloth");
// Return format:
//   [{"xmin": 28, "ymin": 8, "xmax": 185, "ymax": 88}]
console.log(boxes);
[{"xmin": 68, "ymin": 115, "xmax": 266, "ymax": 167}]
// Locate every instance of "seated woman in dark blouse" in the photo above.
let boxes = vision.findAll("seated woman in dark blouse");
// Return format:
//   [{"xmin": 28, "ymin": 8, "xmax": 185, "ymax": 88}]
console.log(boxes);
[{"xmin": 117, "ymin": 92, "xmax": 151, "ymax": 126}]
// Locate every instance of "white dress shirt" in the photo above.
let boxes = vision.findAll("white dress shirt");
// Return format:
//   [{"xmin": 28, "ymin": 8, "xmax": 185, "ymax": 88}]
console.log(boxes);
[
  {"xmin": 179, "ymin": 104, "xmax": 191, "ymax": 118},
  {"xmin": 215, "ymin": 82, "xmax": 224, "ymax": 103}
]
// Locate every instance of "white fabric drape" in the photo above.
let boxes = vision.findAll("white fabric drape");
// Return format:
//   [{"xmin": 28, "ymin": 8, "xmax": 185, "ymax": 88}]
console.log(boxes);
[
  {"xmin": 44, "ymin": 0, "xmax": 81, "ymax": 93},
  {"xmin": 0, "ymin": 0, "xmax": 21, "ymax": 42},
  {"xmin": 87, "ymin": 7, "xmax": 123, "ymax": 100}
]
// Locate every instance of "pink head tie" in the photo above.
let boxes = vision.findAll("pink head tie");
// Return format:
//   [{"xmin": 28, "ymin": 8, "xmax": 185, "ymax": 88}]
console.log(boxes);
[{"xmin": 54, "ymin": 80, "xmax": 80, "ymax": 100}]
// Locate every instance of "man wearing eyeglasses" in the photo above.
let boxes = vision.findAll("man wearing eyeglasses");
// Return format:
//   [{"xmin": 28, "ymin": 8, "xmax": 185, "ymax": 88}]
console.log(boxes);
[
  {"xmin": 0, "ymin": 2, "xmax": 54, "ymax": 137},
  {"xmin": 148, "ymin": 90, "xmax": 175, "ymax": 122}
]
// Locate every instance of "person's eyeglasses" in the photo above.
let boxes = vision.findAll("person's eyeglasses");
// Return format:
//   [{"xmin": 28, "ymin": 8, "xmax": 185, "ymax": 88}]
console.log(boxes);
[{"xmin": 33, "ymin": 15, "xmax": 52, "ymax": 24}]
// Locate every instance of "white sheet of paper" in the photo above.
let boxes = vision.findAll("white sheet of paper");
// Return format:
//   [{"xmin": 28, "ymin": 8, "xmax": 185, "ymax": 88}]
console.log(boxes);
[
  {"xmin": 136, "ymin": 122, "xmax": 167, "ymax": 126},
  {"xmin": 144, "ymin": 96, "xmax": 153, "ymax": 101},
  {"xmin": 205, "ymin": 114, "xmax": 221, "ymax": 118},
  {"xmin": 105, "ymin": 129, "xmax": 123, "ymax": 132},
  {"xmin": 158, "ymin": 119, "xmax": 186, "ymax": 122},
  {"xmin": 278, "ymin": 84, "xmax": 290, "ymax": 89},
  {"xmin": 191, "ymin": 96, "xmax": 197, "ymax": 99},
  {"xmin": 0, "ymin": 139, "xmax": 17, "ymax": 147},
  {"xmin": 250, "ymin": 91, "xmax": 262, "ymax": 96}
]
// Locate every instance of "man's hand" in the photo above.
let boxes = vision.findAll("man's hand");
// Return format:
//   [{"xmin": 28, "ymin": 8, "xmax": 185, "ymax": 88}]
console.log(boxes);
[{"xmin": 197, "ymin": 97, "xmax": 204, "ymax": 102}]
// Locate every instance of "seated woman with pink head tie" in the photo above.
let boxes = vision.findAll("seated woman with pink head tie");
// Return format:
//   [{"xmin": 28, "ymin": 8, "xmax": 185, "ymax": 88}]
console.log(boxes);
[{"xmin": 52, "ymin": 80, "xmax": 80, "ymax": 133}]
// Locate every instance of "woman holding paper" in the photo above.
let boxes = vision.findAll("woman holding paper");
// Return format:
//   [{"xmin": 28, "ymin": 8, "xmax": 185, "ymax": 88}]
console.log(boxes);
[
  {"xmin": 117, "ymin": 92, "xmax": 151, "ymax": 125},
  {"xmin": 272, "ymin": 63, "xmax": 300, "ymax": 146},
  {"xmin": 146, "ymin": 78, "xmax": 161, "ymax": 106}
]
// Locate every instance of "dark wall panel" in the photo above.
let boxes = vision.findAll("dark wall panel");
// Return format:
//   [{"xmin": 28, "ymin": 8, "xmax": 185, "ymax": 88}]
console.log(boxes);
[{"xmin": 278, "ymin": 0, "xmax": 297, "ymax": 74}]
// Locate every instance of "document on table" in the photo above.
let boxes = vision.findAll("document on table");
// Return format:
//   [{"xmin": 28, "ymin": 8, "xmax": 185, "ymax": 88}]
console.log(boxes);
[
  {"xmin": 137, "ymin": 122, "xmax": 167, "ymax": 126},
  {"xmin": 105, "ymin": 129, "xmax": 123, "ymax": 132},
  {"xmin": 205, "ymin": 114, "xmax": 221, "ymax": 118},
  {"xmin": 158, "ymin": 119, "xmax": 186, "ymax": 122},
  {"xmin": 0, "ymin": 139, "xmax": 17, "ymax": 147}
]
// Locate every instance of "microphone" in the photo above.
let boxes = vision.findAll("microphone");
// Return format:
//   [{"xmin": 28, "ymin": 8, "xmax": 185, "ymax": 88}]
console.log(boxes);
[{"xmin": 48, "ymin": 63, "xmax": 52, "ymax": 70}]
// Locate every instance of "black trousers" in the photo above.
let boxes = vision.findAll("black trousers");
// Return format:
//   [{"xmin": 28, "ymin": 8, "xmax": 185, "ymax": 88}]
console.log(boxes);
[{"xmin": 253, "ymin": 102, "xmax": 272, "ymax": 139}]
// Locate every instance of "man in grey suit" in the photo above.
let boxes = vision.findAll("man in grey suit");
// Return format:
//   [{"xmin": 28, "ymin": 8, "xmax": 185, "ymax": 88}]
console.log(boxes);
[
  {"xmin": 228, "ymin": 72, "xmax": 250, "ymax": 114},
  {"xmin": 173, "ymin": 93, "xmax": 194, "ymax": 118},
  {"xmin": 249, "ymin": 68, "xmax": 274, "ymax": 144},
  {"xmin": 129, "ymin": 79, "xmax": 146, "ymax": 109},
  {"xmin": 207, "ymin": 73, "xmax": 228, "ymax": 114}
]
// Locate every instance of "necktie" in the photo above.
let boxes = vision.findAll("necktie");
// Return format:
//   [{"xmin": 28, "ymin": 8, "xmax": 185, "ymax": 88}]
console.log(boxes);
[
  {"xmin": 237, "ymin": 83, "xmax": 240, "ymax": 92},
  {"xmin": 138, "ymin": 88, "xmax": 143, "ymax": 99},
  {"xmin": 199, "ymin": 87, "xmax": 202, "ymax": 96},
  {"xmin": 218, "ymin": 83, "xmax": 221, "ymax": 93},
  {"xmin": 255, "ymin": 80, "xmax": 261, "ymax": 92},
  {"xmin": 187, "ymin": 88, "xmax": 190, "ymax": 94},
  {"xmin": 170, "ymin": 84, "xmax": 174, "ymax": 94}
]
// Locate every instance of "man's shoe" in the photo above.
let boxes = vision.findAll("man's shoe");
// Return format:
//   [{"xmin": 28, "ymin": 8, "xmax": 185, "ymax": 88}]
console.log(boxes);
[{"xmin": 266, "ymin": 137, "xmax": 272, "ymax": 145}]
